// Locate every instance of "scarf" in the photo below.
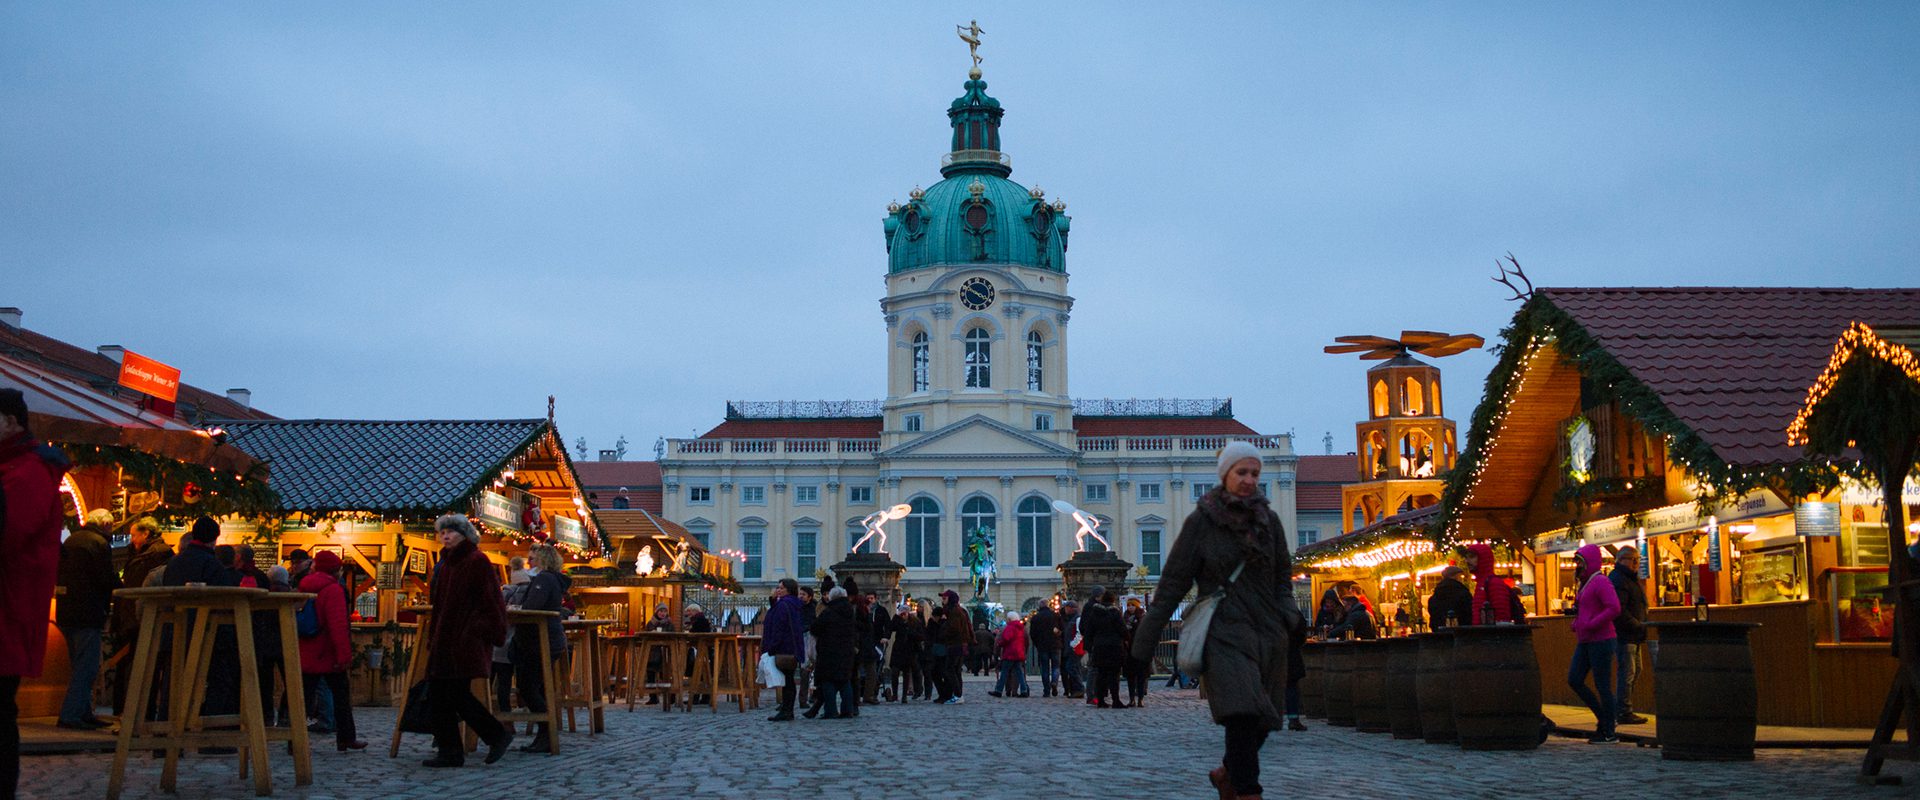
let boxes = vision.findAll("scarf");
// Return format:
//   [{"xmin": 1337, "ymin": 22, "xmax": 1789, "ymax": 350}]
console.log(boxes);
[{"xmin": 1198, "ymin": 486, "xmax": 1276, "ymax": 566}]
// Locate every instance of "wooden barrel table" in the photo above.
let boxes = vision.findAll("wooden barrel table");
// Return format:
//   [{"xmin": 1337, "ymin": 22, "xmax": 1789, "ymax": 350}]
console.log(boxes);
[
  {"xmin": 1350, "ymin": 639, "xmax": 1391, "ymax": 733},
  {"xmin": 1324, "ymin": 641, "xmax": 1355, "ymax": 727},
  {"xmin": 1385, "ymin": 637, "xmax": 1422, "ymax": 739},
  {"xmin": 1416, "ymin": 629, "xmax": 1457, "ymax": 744},
  {"xmin": 1649, "ymin": 622, "xmax": 1759, "ymax": 761},
  {"xmin": 1450, "ymin": 625, "xmax": 1542, "ymax": 751},
  {"xmin": 1300, "ymin": 641, "xmax": 1327, "ymax": 719}
]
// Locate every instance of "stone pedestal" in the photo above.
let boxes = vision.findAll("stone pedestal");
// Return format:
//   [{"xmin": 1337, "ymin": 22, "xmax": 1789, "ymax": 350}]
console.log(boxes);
[
  {"xmin": 1056, "ymin": 550, "xmax": 1133, "ymax": 602},
  {"xmin": 829, "ymin": 552, "xmax": 907, "ymax": 603}
]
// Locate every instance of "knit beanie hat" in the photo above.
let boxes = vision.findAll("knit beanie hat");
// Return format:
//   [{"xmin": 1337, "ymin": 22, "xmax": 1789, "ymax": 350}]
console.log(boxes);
[
  {"xmin": 313, "ymin": 549, "xmax": 343, "ymax": 575},
  {"xmin": 1216, "ymin": 440, "xmax": 1263, "ymax": 481}
]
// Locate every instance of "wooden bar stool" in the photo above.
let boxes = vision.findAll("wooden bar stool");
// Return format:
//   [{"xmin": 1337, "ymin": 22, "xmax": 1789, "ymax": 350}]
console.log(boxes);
[
  {"xmin": 629, "ymin": 632, "xmax": 686, "ymax": 711},
  {"xmin": 493, "ymin": 609, "xmax": 564, "ymax": 754},
  {"xmin": 107, "ymin": 587, "xmax": 314, "ymax": 799},
  {"xmin": 737, "ymin": 635, "xmax": 763, "ymax": 709},
  {"xmin": 706, "ymin": 633, "xmax": 748, "ymax": 713}
]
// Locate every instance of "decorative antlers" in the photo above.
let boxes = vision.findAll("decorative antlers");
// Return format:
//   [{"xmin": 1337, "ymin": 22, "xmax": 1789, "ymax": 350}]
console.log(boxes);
[{"xmin": 1493, "ymin": 253, "xmax": 1534, "ymax": 302}]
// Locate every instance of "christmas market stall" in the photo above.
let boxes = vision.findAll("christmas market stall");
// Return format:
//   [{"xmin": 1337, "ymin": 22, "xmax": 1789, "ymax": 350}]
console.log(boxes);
[
  {"xmin": 1293, "ymin": 506, "xmax": 1528, "ymax": 636},
  {"xmin": 1440, "ymin": 287, "xmax": 1920, "ymax": 727},
  {"xmin": 572, "ymin": 505, "xmax": 736, "ymax": 632},
  {"xmin": 0, "ymin": 352, "xmax": 276, "ymax": 717},
  {"xmin": 219, "ymin": 409, "xmax": 613, "ymax": 703}
]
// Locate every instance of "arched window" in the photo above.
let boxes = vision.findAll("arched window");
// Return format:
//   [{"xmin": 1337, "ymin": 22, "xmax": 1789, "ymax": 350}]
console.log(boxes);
[
  {"xmin": 911, "ymin": 331, "xmax": 930, "ymax": 392},
  {"xmin": 1403, "ymin": 377, "xmax": 1425, "ymax": 416},
  {"xmin": 905, "ymin": 497, "xmax": 941, "ymax": 568},
  {"xmin": 1026, "ymin": 330, "xmax": 1044, "ymax": 392},
  {"xmin": 1017, "ymin": 495, "xmax": 1052, "ymax": 567},
  {"xmin": 964, "ymin": 327, "xmax": 991, "ymax": 388},
  {"xmin": 961, "ymin": 497, "xmax": 996, "ymax": 549},
  {"xmin": 1372, "ymin": 380, "xmax": 1389, "ymax": 418}
]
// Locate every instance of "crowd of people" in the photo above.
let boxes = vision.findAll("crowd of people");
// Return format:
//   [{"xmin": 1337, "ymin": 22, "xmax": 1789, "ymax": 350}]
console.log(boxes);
[{"xmin": 757, "ymin": 575, "xmax": 1176, "ymax": 723}]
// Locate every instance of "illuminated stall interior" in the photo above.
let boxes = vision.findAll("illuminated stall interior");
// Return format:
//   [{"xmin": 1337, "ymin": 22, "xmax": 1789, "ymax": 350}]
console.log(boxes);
[
  {"xmin": 1440, "ymin": 287, "xmax": 1920, "ymax": 726},
  {"xmin": 573, "ymin": 505, "xmax": 732, "ymax": 632}
]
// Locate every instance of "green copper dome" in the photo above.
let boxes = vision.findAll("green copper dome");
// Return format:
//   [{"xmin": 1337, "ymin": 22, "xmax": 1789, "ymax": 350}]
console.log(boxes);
[{"xmin": 883, "ymin": 71, "xmax": 1070, "ymax": 274}]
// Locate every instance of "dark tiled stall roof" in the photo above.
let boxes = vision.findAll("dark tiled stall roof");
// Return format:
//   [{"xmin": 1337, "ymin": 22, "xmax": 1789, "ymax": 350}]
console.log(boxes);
[
  {"xmin": 1541, "ymin": 287, "xmax": 1920, "ymax": 467},
  {"xmin": 220, "ymin": 419, "xmax": 546, "ymax": 514}
]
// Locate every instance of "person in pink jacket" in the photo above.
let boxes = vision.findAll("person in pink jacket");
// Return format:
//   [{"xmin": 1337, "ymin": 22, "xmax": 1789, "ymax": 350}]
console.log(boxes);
[
  {"xmin": 989, "ymin": 612, "xmax": 1030, "ymax": 698},
  {"xmin": 1567, "ymin": 543, "xmax": 1621, "ymax": 743},
  {"xmin": 298, "ymin": 550, "xmax": 366, "ymax": 751}
]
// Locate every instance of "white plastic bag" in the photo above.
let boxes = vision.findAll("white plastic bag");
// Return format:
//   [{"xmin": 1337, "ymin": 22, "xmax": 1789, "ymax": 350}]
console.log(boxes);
[{"xmin": 758, "ymin": 652, "xmax": 785, "ymax": 687}]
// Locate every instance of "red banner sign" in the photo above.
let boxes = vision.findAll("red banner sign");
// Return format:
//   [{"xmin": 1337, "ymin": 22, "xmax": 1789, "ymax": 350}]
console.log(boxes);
[{"xmin": 117, "ymin": 350, "xmax": 180, "ymax": 403}]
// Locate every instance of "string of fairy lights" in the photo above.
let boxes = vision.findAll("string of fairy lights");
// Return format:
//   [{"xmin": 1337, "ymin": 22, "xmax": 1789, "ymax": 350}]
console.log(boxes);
[{"xmin": 1787, "ymin": 321, "xmax": 1920, "ymax": 446}]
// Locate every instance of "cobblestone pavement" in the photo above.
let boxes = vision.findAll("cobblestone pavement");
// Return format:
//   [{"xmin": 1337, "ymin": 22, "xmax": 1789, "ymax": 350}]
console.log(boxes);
[{"xmin": 20, "ymin": 677, "xmax": 1915, "ymax": 799}]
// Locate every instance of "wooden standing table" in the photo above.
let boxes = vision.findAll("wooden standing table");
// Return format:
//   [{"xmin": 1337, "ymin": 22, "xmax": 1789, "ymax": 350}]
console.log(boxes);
[
  {"xmin": 560, "ymin": 619, "xmax": 615, "ymax": 734},
  {"xmin": 107, "ymin": 587, "xmax": 315, "ymax": 799}
]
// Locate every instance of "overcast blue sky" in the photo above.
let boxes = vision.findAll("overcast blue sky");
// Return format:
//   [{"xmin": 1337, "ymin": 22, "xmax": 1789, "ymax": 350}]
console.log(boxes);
[{"xmin": 6, "ymin": 3, "xmax": 1916, "ymax": 460}]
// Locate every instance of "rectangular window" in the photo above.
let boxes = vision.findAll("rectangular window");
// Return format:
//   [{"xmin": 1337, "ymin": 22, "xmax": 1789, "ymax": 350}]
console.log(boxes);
[
  {"xmin": 1138, "ymin": 482, "xmax": 1163, "ymax": 502},
  {"xmin": 1084, "ymin": 483, "xmax": 1109, "ymax": 503},
  {"xmin": 742, "ymin": 528, "xmax": 764, "ymax": 579},
  {"xmin": 689, "ymin": 527, "xmax": 712, "ymax": 550},
  {"xmin": 1141, "ymin": 529, "xmax": 1163, "ymax": 576},
  {"xmin": 1033, "ymin": 413, "xmax": 1053, "ymax": 431},
  {"xmin": 848, "ymin": 485, "xmax": 874, "ymax": 504},
  {"xmin": 688, "ymin": 485, "xmax": 713, "ymax": 504},
  {"xmin": 794, "ymin": 485, "xmax": 819, "ymax": 504},
  {"xmin": 795, "ymin": 529, "xmax": 817, "ymax": 580},
  {"xmin": 1298, "ymin": 528, "xmax": 1319, "ymax": 546},
  {"xmin": 904, "ymin": 414, "xmax": 923, "ymax": 433},
  {"xmin": 906, "ymin": 512, "xmax": 939, "ymax": 568},
  {"xmin": 1191, "ymin": 482, "xmax": 1214, "ymax": 501},
  {"xmin": 741, "ymin": 485, "xmax": 766, "ymax": 505}
]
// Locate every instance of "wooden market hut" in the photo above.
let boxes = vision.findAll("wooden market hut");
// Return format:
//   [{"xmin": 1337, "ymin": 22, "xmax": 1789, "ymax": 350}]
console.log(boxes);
[
  {"xmin": 1441, "ymin": 287, "xmax": 1920, "ymax": 727},
  {"xmin": 220, "ymin": 415, "xmax": 612, "ymax": 622}
]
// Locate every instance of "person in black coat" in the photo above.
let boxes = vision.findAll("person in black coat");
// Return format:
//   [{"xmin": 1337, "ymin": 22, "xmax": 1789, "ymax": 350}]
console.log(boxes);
[
  {"xmin": 853, "ymin": 594, "xmax": 878, "ymax": 707},
  {"xmin": 1427, "ymin": 567, "xmax": 1474, "ymax": 629},
  {"xmin": 55, "ymin": 511, "xmax": 120, "ymax": 729},
  {"xmin": 1080, "ymin": 587, "xmax": 1128, "ymax": 708},
  {"xmin": 1327, "ymin": 594, "xmax": 1378, "ymax": 640},
  {"xmin": 1311, "ymin": 587, "xmax": 1344, "ymax": 636},
  {"xmin": 1058, "ymin": 601, "xmax": 1083, "ymax": 698},
  {"xmin": 887, "ymin": 606, "xmax": 922, "ymax": 702},
  {"xmin": 511, "ymin": 544, "xmax": 570, "ymax": 752},
  {"xmin": 809, "ymin": 588, "xmax": 858, "ymax": 719},
  {"xmin": 1026, "ymin": 604, "xmax": 1062, "ymax": 697},
  {"xmin": 162, "ymin": 517, "xmax": 243, "ymax": 730}
]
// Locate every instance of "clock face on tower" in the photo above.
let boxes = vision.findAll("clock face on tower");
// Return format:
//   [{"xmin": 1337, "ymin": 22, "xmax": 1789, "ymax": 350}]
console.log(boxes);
[{"xmin": 960, "ymin": 277, "xmax": 995, "ymax": 311}]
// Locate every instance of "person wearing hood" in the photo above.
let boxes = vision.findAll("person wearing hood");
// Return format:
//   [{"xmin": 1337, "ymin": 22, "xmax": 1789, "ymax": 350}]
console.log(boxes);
[
  {"xmin": 1132, "ymin": 441, "xmax": 1304, "ymax": 800},
  {"xmin": 1310, "ymin": 587, "xmax": 1343, "ymax": 636},
  {"xmin": 1459, "ymin": 543, "xmax": 1518, "ymax": 624},
  {"xmin": 1426, "ymin": 566, "xmax": 1474, "ymax": 629},
  {"xmin": 1, "ymin": 389, "xmax": 70, "ymax": 796},
  {"xmin": 1567, "ymin": 543, "xmax": 1622, "ymax": 744},
  {"xmin": 989, "ymin": 610, "xmax": 1029, "ymax": 698},
  {"xmin": 299, "ymin": 550, "xmax": 366, "ymax": 751}
]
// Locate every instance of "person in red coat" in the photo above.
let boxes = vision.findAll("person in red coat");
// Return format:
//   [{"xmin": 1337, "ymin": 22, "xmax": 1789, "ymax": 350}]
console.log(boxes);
[
  {"xmin": 0, "ymin": 389, "xmax": 69, "ymax": 797},
  {"xmin": 422, "ymin": 513, "xmax": 511, "ymax": 767},
  {"xmin": 298, "ymin": 550, "xmax": 365, "ymax": 751}
]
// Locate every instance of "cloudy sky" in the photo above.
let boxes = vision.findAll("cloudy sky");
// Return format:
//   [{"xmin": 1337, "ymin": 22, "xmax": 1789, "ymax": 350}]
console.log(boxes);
[{"xmin": 6, "ymin": 3, "xmax": 1916, "ymax": 460}]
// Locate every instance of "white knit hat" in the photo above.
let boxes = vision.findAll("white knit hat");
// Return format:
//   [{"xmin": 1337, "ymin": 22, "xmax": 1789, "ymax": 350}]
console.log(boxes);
[{"xmin": 1216, "ymin": 440, "xmax": 1263, "ymax": 481}]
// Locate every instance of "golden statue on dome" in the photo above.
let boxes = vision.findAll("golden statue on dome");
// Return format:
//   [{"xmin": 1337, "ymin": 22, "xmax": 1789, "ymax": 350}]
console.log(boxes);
[{"xmin": 957, "ymin": 20, "xmax": 984, "ymax": 70}]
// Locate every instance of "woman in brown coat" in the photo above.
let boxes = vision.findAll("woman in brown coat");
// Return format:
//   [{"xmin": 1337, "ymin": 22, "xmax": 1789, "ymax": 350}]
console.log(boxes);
[
  {"xmin": 1131, "ymin": 442, "xmax": 1303, "ymax": 800},
  {"xmin": 422, "ymin": 513, "xmax": 512, "ymax": 768}
]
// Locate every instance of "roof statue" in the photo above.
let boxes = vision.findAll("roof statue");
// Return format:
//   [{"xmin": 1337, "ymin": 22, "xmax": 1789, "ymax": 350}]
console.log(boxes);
[
  {"xmin": 1323, "ymin": 330, "xmax": 1484, "ymax": 361},
  {"xmin": 957, "ymin": 20, "xmax": 984, "ymax": 71}
]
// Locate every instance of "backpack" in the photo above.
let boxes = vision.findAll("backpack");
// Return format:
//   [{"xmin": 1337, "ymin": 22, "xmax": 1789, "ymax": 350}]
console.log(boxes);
[{"xmin": 295, "ymin": 595, "xmax": 321, "ymax": 638}]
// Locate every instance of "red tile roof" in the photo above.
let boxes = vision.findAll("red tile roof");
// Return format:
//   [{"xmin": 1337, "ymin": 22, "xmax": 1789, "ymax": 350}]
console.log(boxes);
[
  {"xmin": 1541, "ymin": 287, "xmax": 1920, "ymax": 466},
  {"xmin": 574, "ymin": 460, "xmax": 662, "ymax": 488},
  {"xmin": 1295, "ymin": 454, "xmax": 1359, "ymax": 512},
  {"xmin": 0, "ymin": 321, "xmax": 272, "ymax": 423},
  {"xmin": 699, "ymin": 418, "xmax": 883, "ymax": 439},
  {"xmin": 1073, "ymin": 416, "xmax": 1257, "ymax": 437}
]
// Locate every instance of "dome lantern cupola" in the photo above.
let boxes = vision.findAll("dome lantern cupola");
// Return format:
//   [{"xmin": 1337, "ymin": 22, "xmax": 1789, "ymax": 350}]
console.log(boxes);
[{"xmin": 943, "ymin": 68, "xmax": 1010, "ymax": 179}]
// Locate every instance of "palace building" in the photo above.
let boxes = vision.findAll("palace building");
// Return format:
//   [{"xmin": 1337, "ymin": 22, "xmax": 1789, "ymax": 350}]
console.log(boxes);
[{"xmin": 658, "ymin": 64, "xmax": 1296, "ymax": 611}]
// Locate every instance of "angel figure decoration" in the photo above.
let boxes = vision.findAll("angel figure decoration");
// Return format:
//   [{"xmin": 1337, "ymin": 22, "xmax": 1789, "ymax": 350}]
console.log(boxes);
[
  {"xmin": 635, "ymin": 545, "xmax": 656, "ymax": 577},
  {"xmin": 851, "ymin": 503, "xmax": 913, "ymax": 554},
  {"xmin": 1052, "ymin": 500, "xmax": 1111, "ymax": 552}
]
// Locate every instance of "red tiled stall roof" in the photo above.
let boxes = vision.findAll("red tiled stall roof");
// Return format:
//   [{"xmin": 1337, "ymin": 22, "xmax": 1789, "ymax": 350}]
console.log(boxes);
[
  {"xmin": 1541, "ymin": 287, "xmax": 1920, "ymax": 466},
  {"xmin": 1294, "ymin": 454, "xmax": 1360, "ymax": 512},
  {"xmin": 0, "ymin": 320, "xmax": 272, "ymax": 423},
  {"xmin": 1072, "ymin": 416, "xmax": 1257, "ymax": 437},
  {"xmin": 699, "ymin": 418, "xmax": 884, "ymax": 439}
]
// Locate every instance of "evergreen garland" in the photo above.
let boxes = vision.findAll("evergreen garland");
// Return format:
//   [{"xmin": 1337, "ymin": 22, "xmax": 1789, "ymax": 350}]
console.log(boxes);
[{"xmin": 60, "ymin": 442, "xmax": 279, "ymax": 521}]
